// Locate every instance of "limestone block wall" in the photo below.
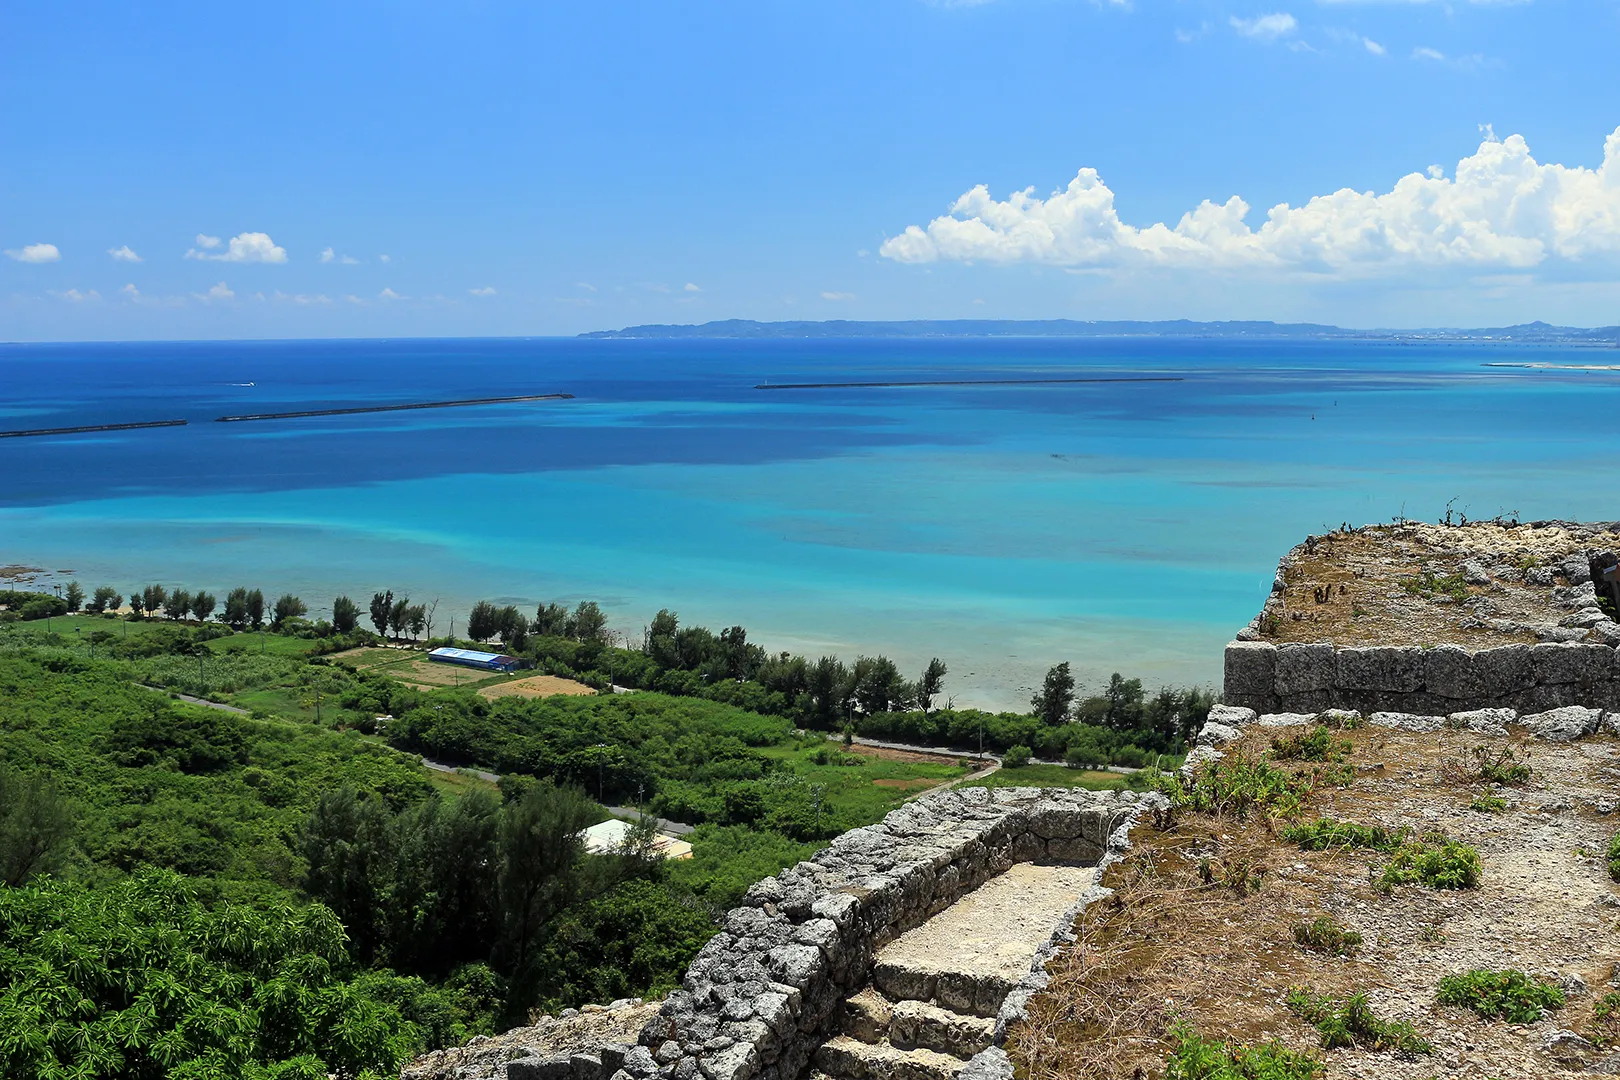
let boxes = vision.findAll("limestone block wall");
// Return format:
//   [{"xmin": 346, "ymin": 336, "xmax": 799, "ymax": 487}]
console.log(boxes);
[
  {"xmin": 1224, "ymin": 639, "xmax": 1620, "ymax": 715},
  {"xmin": 643, "ymin": 786, "xmax": 1145, "ymax": 1080}
]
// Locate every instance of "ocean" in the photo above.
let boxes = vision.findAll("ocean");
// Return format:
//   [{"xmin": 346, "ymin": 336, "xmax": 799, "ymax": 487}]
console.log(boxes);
[{"xmin": 3, "ymin": 335, "xmax": 1617, "ymax": 710}]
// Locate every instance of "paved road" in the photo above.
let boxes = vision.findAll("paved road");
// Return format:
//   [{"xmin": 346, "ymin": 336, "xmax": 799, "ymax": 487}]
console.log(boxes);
[
  {"xmin": 419, "ymin": 757, "xmax": 502, "ymax": 784},
  {"xmin": 150, "ymin": 688, "xmax": 249, "ymax": 715},
  {"xmin": 604, "ymin": 806, "xmax": 696, "ymax": 836}
]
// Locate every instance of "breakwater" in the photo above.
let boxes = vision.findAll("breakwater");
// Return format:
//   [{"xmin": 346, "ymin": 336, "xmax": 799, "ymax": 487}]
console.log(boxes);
[
  {"xmin": 753, "ymin": 377, "xmax": 1183, "ymax": 390},
  {"xmin": 0, "ymin": 419, "xmax": 188, "ymax": 440},
  {"xmin": 214, "ymin": 393, "xmax": 574, "ymax": 423}
]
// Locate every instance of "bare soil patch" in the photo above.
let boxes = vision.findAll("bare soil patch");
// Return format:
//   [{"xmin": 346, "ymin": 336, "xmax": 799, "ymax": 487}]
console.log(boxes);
[
  {"xmin": 327, "ymin": 646, "xmax": 410, "ymax": 668},
  {"xmin": 1262, "ymin": 521, "xmax": 1613, "ymax": 647},
  {"xmin": 1011, "ymin": 722, "xmax": 1620, "ymax": 1080},
  {"xmin": 390, "ymin": 658, "xmax": 504, "ymax": 689},
  {"xmin": 851, "ymin": 744, "xmax": 972, "ymax": 767},
  {"xmin": 477, "ymin": 674, "xmax": 596, "ymax": 700}
]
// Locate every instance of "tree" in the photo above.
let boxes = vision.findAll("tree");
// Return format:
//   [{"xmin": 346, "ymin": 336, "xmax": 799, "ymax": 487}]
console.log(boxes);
[
  {"xmin": 0, "ymin": 767, "xmax": 74, "ymax": 887},
  {"xmin": 1103, "ymin": 673, "xmax": 1145, "ymax": 732},
  {"xmin": 191, "ymin": 590, "xmax": 217, "ymax": 623},
  {"xmin": 495, "ymin": 606, "xmax": 526, "ymax": 651},
  {"xmin": 918, "ymin": 658, "xmax": 948, "ymax": 714},
  {"xmin": 1002, "ymin": 744, "xmax": 1033, "ymax": 768},
  {"xmin": 141, "ymin": 584, "xmax": 167, "ymax": 617},
  {"xmin": 407, "ymin": 604, "xmax": 427, "ymax": 642},
  {"xmin": 647, "ymin": 609, "xmax": 680, "ymax": 668},
  {"xmin": 223, "ymin": 586, "xmax": 250, "ymax": 628},
  {"xmin": 852, "ymin": 655, "xmax": 905, "ymax": 715},
  {"xmin": 332, "ymin": 595, "xmax": 360, "ymax": 633},
  {"xmin": 467, "ymin": 600, "xmax": 500, "ymax": 643},
  {"xmin": 1032, "ymin": 662, "xmax": 1076, "ymax": 725},
  {"xmin": 533, "ymin": 602, "xmax": 570, "ymax": 639},
  {"xmin": 498, "ymin": 781, "xmax": 595, "ymax": 987},
  {"xmin": 63, "ymin": 581, "xmax": 84, "ymax": 613},
  {"xmin": 88, "ymin": 586, "xmax": 121, "ymax": 614},
  {"xmin": 272, "ymin": 593, "xmax": 307, "ymax": 630},
  {"xmin": 389, "ymin": 596, "xmax": 411, "ymax": 640},
  {"xmin": 570, "ymin": 601, "xmax": 608, "ymax": 645},
  {"xmin": 164, "ymin": 588, "xmax": 192, "ymax": 621},
  {"xmin": 246, "ymin": 588, "xmax": 266, "ymax": 629},
  {"xmin": 128, "ymin": 590, "xmax": 144, "ymax": 618},
  {"xmin": 370, "ymin": 590, "xmax": 393, "ymax": 636},
  {"xmin": 301, "ymin": 787, "xmax": 397, "ymax": 966}
]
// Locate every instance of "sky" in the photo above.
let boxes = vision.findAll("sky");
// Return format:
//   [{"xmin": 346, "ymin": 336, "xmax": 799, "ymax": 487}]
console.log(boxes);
[{"xmin": 3, "ymin": 0, "xmax": 1619, "ymax": 341}]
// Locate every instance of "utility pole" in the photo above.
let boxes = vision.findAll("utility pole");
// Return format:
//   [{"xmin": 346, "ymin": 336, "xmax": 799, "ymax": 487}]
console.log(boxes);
[
  {"xmin": 812, "ymin": 784, "xmax": 824, "ymax": 835},
  {"xmin": 595, "ymin": 742, "xmax": 608, "ymax": 802}
]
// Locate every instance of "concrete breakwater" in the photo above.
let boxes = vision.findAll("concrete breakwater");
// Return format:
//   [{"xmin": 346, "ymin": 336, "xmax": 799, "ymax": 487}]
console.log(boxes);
[
  {"xmin": 0, "ymin": 418, "xmax": 188, "ymax": 439},
  {"xmin": 214, "ymin": 393, "xmax": 574, "ymax": 423},
  {"xmin": 402, "ymin": 786, "xmax": 1152, "ymax": 1080}
]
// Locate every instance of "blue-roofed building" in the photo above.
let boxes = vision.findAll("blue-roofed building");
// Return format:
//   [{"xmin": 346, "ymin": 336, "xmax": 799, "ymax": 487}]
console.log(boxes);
[{"xmin": 427, "ymin": 646, "xmax": 522, "ymax": 672}]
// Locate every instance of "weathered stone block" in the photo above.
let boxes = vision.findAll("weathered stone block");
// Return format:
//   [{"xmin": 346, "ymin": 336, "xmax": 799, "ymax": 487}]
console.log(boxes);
[
  {"xmin": 1424, "ymin": 645, "xmax": 1476, "ymax": 700},
  {"xmin": 507, "ymin": 1056, "xmax": 576, "ymax": 1080},
  {"xmin": 1274, "ymin": 643, "xmax": 1335, "ymax": 695},
  {"xmin": 1520, "ymin": 706, "xmax": 1601, "ymax": 741},
  {"xmin": 1224, "ymin": 641, "xmax": 1276, "ymax": 696},
  {"xmin": 1044, "ymin": 836, "xmax": 1102, "ymax": 864},
  {"xmin": 1196, "ymin": 721, "xmax": 1242, "ymax": 747},
  {"xmin": 1205, "ymin": 704, "xmax": 1256, "ymax": 728},
  {"xmin": 1277, "ymin": 691, "xmax": 1333, "ymax": 715},
  {"xmin": 1531, "ymin": 642, "xmax": 1612, "ymax": 687},
  {"xmin": 1472, "ymin": 644, "xmax": 1535, "ymax": 698},
  {"xmin": 1335, "ymin": 646, "xmax": 1425, "ymax": 693}
]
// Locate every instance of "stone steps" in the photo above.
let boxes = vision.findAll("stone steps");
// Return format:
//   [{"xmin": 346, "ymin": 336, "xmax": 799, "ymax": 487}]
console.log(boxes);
[{"xmin": 813, "ymin": 1035, "xmax": 970, "ymax": 1080}]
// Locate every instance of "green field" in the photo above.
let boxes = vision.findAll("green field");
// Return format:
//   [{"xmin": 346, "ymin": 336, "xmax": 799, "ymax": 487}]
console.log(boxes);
[{"xmin": 967, "ymin": 762, "xmax": 1131, "ymax": 790}]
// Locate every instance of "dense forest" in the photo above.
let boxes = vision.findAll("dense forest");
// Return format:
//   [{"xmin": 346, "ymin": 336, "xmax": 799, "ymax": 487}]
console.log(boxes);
[{"xmin": 0, "ymin": 582, "xmax": 1209, "ymax": 1079}]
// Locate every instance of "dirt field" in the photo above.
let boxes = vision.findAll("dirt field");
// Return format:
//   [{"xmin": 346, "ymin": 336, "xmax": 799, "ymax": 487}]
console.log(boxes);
[
  {"xmin": 1011, "ymin": 722, "xmax": 1620, "ymax": 1080},
  {"xmin": 477, "ymin": 674, "xmax": 596, "ymax": 700},
  {"xmin": 850, "ymin": 743, "xmax": 974, "ymax": 767},
  {"xmin": 328, "ymin": 646, "xmax": 412, "ymax": 669},
  {"xmin": 1262, "ymin": 521, "xmax": 1615, "ymax": 647}
]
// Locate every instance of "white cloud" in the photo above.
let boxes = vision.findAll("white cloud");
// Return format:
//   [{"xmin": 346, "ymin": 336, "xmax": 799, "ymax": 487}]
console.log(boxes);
[
  {"xmin": 195, "ymin": 234, "xmax": 222, "ymax": 249},
  {"xmin": 108, "ymin": 245, "xmax": 142, "ymax": 263},
  {"xmin": 880, "ymin": 126, "xmax": 1620, "ymax": 278},
  {"xmin": 379, "ymin": 287, "xmax": 405, "ymax": 301},
  {"xmin": 275, "ymin": 290, "xmax": 333, "ymax": 305},
  {"xmin": 120, "ymin": 283, "xmax": 140, "ymax": 299},
  {"xmin": 193, "ymin": 281, "xmax": 234, "ymax": 301},
  {"xmin": 6, "ymin": 243, "xmax": 61, "ymax": 263},
  {"xmin": 320, "ymin": 246, "xmax": 360, "ymax": 264},
  {"xmin": 684, "ymin": 282, "xmax": 701, "ymax": 292},
  {"xmin": 1231, "ymin": 12, "xmax": 1297, "ymax": 40},
  {"xmin": 1363, "ymin": 37, "xmax": 1386, "ymax": 54},
  {"xmin": 821, "ymin": 291, "xmax": 857, "ymax": 301},
  {"xmin": 344, "ymin": 294, "xmax": 364, "ymax": 305},
  {"xmin": 49, "ymin": 288, "xmax": 100, "ymax": 302},
  {"xmin": 186, "ymin": 231, "xmax": 288, "ymax": 263},
  {"xmin": 378, "ymin": 254, "xmax": 391, "ymax": 263},
  {"xmin": 576, "ymin": 281, "xmax": 597, "ymax": 292},
  {"xmin": 1412, "ymin": 45, "xmax": 1446, "ymax": 60},
  {"xmin": 320, "ymin": 247, "xmax": 335, "ymax": 263},
  {"xmin": 469, "ymin": 286, "xmax": 497, "ymax": 296}
]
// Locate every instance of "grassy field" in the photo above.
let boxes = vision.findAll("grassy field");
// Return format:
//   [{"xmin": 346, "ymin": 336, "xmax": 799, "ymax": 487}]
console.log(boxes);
[
  {"xmin": 757, "ymin": 742, "xmax": 971, "ymax": 822},
  {"xmin": 967, "ymin": 763, "xmax": 1130, "ymax": 791}
]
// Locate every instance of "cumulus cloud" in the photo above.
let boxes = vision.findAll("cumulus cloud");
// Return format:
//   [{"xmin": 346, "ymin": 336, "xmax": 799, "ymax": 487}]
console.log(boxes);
[
  {"xmin": 378, "ymin": 254, "xmax": 391, "ymax": 263},
  {"xmin": 379, "ymin": 287, "xmax": 404, "ymax": 301},
  {"xmin": 108, "ymin": 245, "xmax": 142, "ymax": 262},
  {"xmin": 121, "ymin": 283, "xmax": 140, "ymax": 299},
  {"xmin": 684, "ymin": 282, "xmax": 701, "ymax": 292},
  {"xmin": 49, "ymin": 288, "xmax": 100, "ymax": 302},
  {"xmin": 6, "ymin": 243, "xmax": 61, "ymax": 263},
  {"xmin": 193, "ymin": 281, "xmax": 235, "ymax": 301},
  {"xmin": 469, "ymin": 286, "xmax": 497, "ymax": 296},
  {"xmin": 320, "ymin": 246, "xmax": 360, "ymax": 264},
  {"xmin": 880, "ymin": 126, "xmax": 1620, "ymax": 278},
  {"xmin": 821, "ymin": 291, "xmax": 857, "ymax": 301},
  {"xmin": 195, "ymin": 234, "xmax": 222, "ymax": 249},
  {"xmin": 320, "ymin": 247, "xmax": 335, "ymax": 263},
  {"xmin": 186, "ymin": 232, "xmax": 288, "ymax": 263},
  {"xmin": 275, "ymin": 290, "xmax": 333, "ymax": 305},
  {"xmin": 1231, "ymin": 12, "xmax": 1297, "ymax": 40},
  {"xmin": 1363, "ymin": 37, "xmax": 1386, "ymax": 54}
]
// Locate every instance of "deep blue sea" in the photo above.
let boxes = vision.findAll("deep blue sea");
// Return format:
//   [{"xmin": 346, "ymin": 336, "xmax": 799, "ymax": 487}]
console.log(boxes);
[{"xmin": 3, "ymin": 335, "xmax": 1617, "ymax": 709}]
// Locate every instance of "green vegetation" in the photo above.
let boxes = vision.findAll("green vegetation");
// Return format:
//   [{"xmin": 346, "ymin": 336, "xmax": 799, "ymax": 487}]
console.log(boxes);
[
  {"xmin": 1446, "ymin": 745, "xmax": 1532, "ymax": 785},
  {"xmin": 1158, "ymin": 753, "xmax": 1314, "ymax": 819},
  {"xmin": 1291, "ymin": 915, "xmax": 1363, "ymax": 957},
  {"xmin": 1268, "ymin": 727, "xmax": 1351, "ymax": 763},
  {"xmin": 1002, "ymin": 743, "xmax": 1033, "ymax": 768},
  {"xmin": 1378, "ymin": 837, "xmax": 1482, "ymax": 892},
  {"xmin": 1469, "ymin": 793, "xmax": 1507, "ymax": 813},
  {"xmin": 1285, "ymin": 989, "xmax": 1432, "ymax": 1055},
  {"xmin": 1607, "ymin": 832, "xmax": 1620, "ymax": 882},
  {"xmin": 1282, "ymin": 818, "xmax": 1407, "ymax": 852},
  {"xmin": 967, "ymin": 761, "xmax": 1135, "ymax": 791},
  {"xmin": 1590, "ymin": 991, "xmax": 1620, "ymax": 1047},
  {"xmin": 1435, "ymin": 970, "xmax": 1565, "ymax": 1022},
  {"xmin": 1400, "ymin": 570, "xmax": 1471, "ymax": 603},
  {"xmin": 1163, "ymin": 1026, "xmax": 1321, "ymax": 1080}
]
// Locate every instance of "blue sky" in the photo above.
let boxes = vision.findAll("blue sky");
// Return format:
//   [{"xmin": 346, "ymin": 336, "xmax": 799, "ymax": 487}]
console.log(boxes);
[{"xmin": 3, "ymin": 0, "xmax": 1618, "ymax": 340}]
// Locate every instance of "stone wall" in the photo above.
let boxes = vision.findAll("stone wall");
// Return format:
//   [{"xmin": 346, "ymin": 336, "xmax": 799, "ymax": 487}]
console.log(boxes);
[
  {"xmin": 415, "ymin": 786, "xmax": 1149, "ymax": 1080},
  {"xmin": 1224, "ymin": 638, "xmax": 1620, "ymax": 715}
]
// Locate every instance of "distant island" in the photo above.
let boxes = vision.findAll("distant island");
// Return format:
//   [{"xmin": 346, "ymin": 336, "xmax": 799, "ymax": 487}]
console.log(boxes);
[{"xmin": 581, "ymin": 318, "xmax": 1620, "ymax": 344}]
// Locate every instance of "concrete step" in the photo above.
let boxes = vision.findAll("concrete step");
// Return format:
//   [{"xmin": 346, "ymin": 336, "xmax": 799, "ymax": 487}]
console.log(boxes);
[
  {"xmin": 813, "ymin": 1036, "xmax": 969, "ymax": 1080},
  {"xmin": 889, "ymin": 1000, "xmax": 995, "ymax": 1059}
]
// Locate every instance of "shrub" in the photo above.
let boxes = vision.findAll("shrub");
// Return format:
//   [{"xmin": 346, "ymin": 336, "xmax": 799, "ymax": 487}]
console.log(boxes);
[
  {"xmin": 1435, "ymin": 970, "xmax": 1565, "ymax": 1022},
  {"xmin": 1292, "ymin": 916, "xmax": 1362, "ymax": 957},
  {"xmin": 1199, "ymin": 855, "xmax": 1264, "ymax": 896},
  {"xmin": 1269, "ymin": 727, "xmax": 1351, "ymax": 763},
  {"xmin": 1591, "ymin": 991, "xmax": 1620, "ymax": 1047},
  {"xmin": 1282, "ymin": 818, "xmax": 1408, "ymax": 852},
  {"xmin": 1285, "ymin": 989, "xmax": 1432, "ymax": 1054},
  {"xmin": 1163, "ymin": 1025, "xmax": 1321, "ymax": 1080},
  {"xmin": 1400, "ymin": 570, "xmax": 1470, "ymax": 603},
  {"xmin": 1003, "ymin": 744, "xmax": 1032, "ymax": 768},
  {"xmin": 1378, "ymin": 838, "xmax": 1481, "ymax": 892},
  {"xmin": 1469, "ymin": 794, "xmax": 1508, "ymax": 813},
  {"xmin": 1165, "ymin": 753, "xmax": 1314, "ymax": 819},
  {"xmin": 1445, "ymin": 745, "xmax": 1531, "ymax": 785},
  {"xmin": 1608, "ymin": 833, "xmax": 1620, "ymax": 883}
]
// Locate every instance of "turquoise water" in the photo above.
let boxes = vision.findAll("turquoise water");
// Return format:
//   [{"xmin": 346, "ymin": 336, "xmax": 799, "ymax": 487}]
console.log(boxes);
[{"xmin": 3, "ymin": 336, "xmax": 1616, "ymax": 708}]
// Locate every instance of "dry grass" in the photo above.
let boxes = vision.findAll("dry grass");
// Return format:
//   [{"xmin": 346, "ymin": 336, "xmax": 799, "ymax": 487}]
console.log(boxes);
[
  {"xmin": 1009, "ymin": 721, "xmax": 1620, "ymax": 1080},
  {"xmin": 477, "ymin": 674, "xmax": 596, "ymax": 700}
]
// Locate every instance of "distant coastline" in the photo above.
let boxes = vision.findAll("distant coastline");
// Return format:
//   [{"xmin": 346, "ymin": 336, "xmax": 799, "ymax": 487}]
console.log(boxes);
[{"xmin": 581, "ymin": 317, "xmax": 1620, "ymax": 344}]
